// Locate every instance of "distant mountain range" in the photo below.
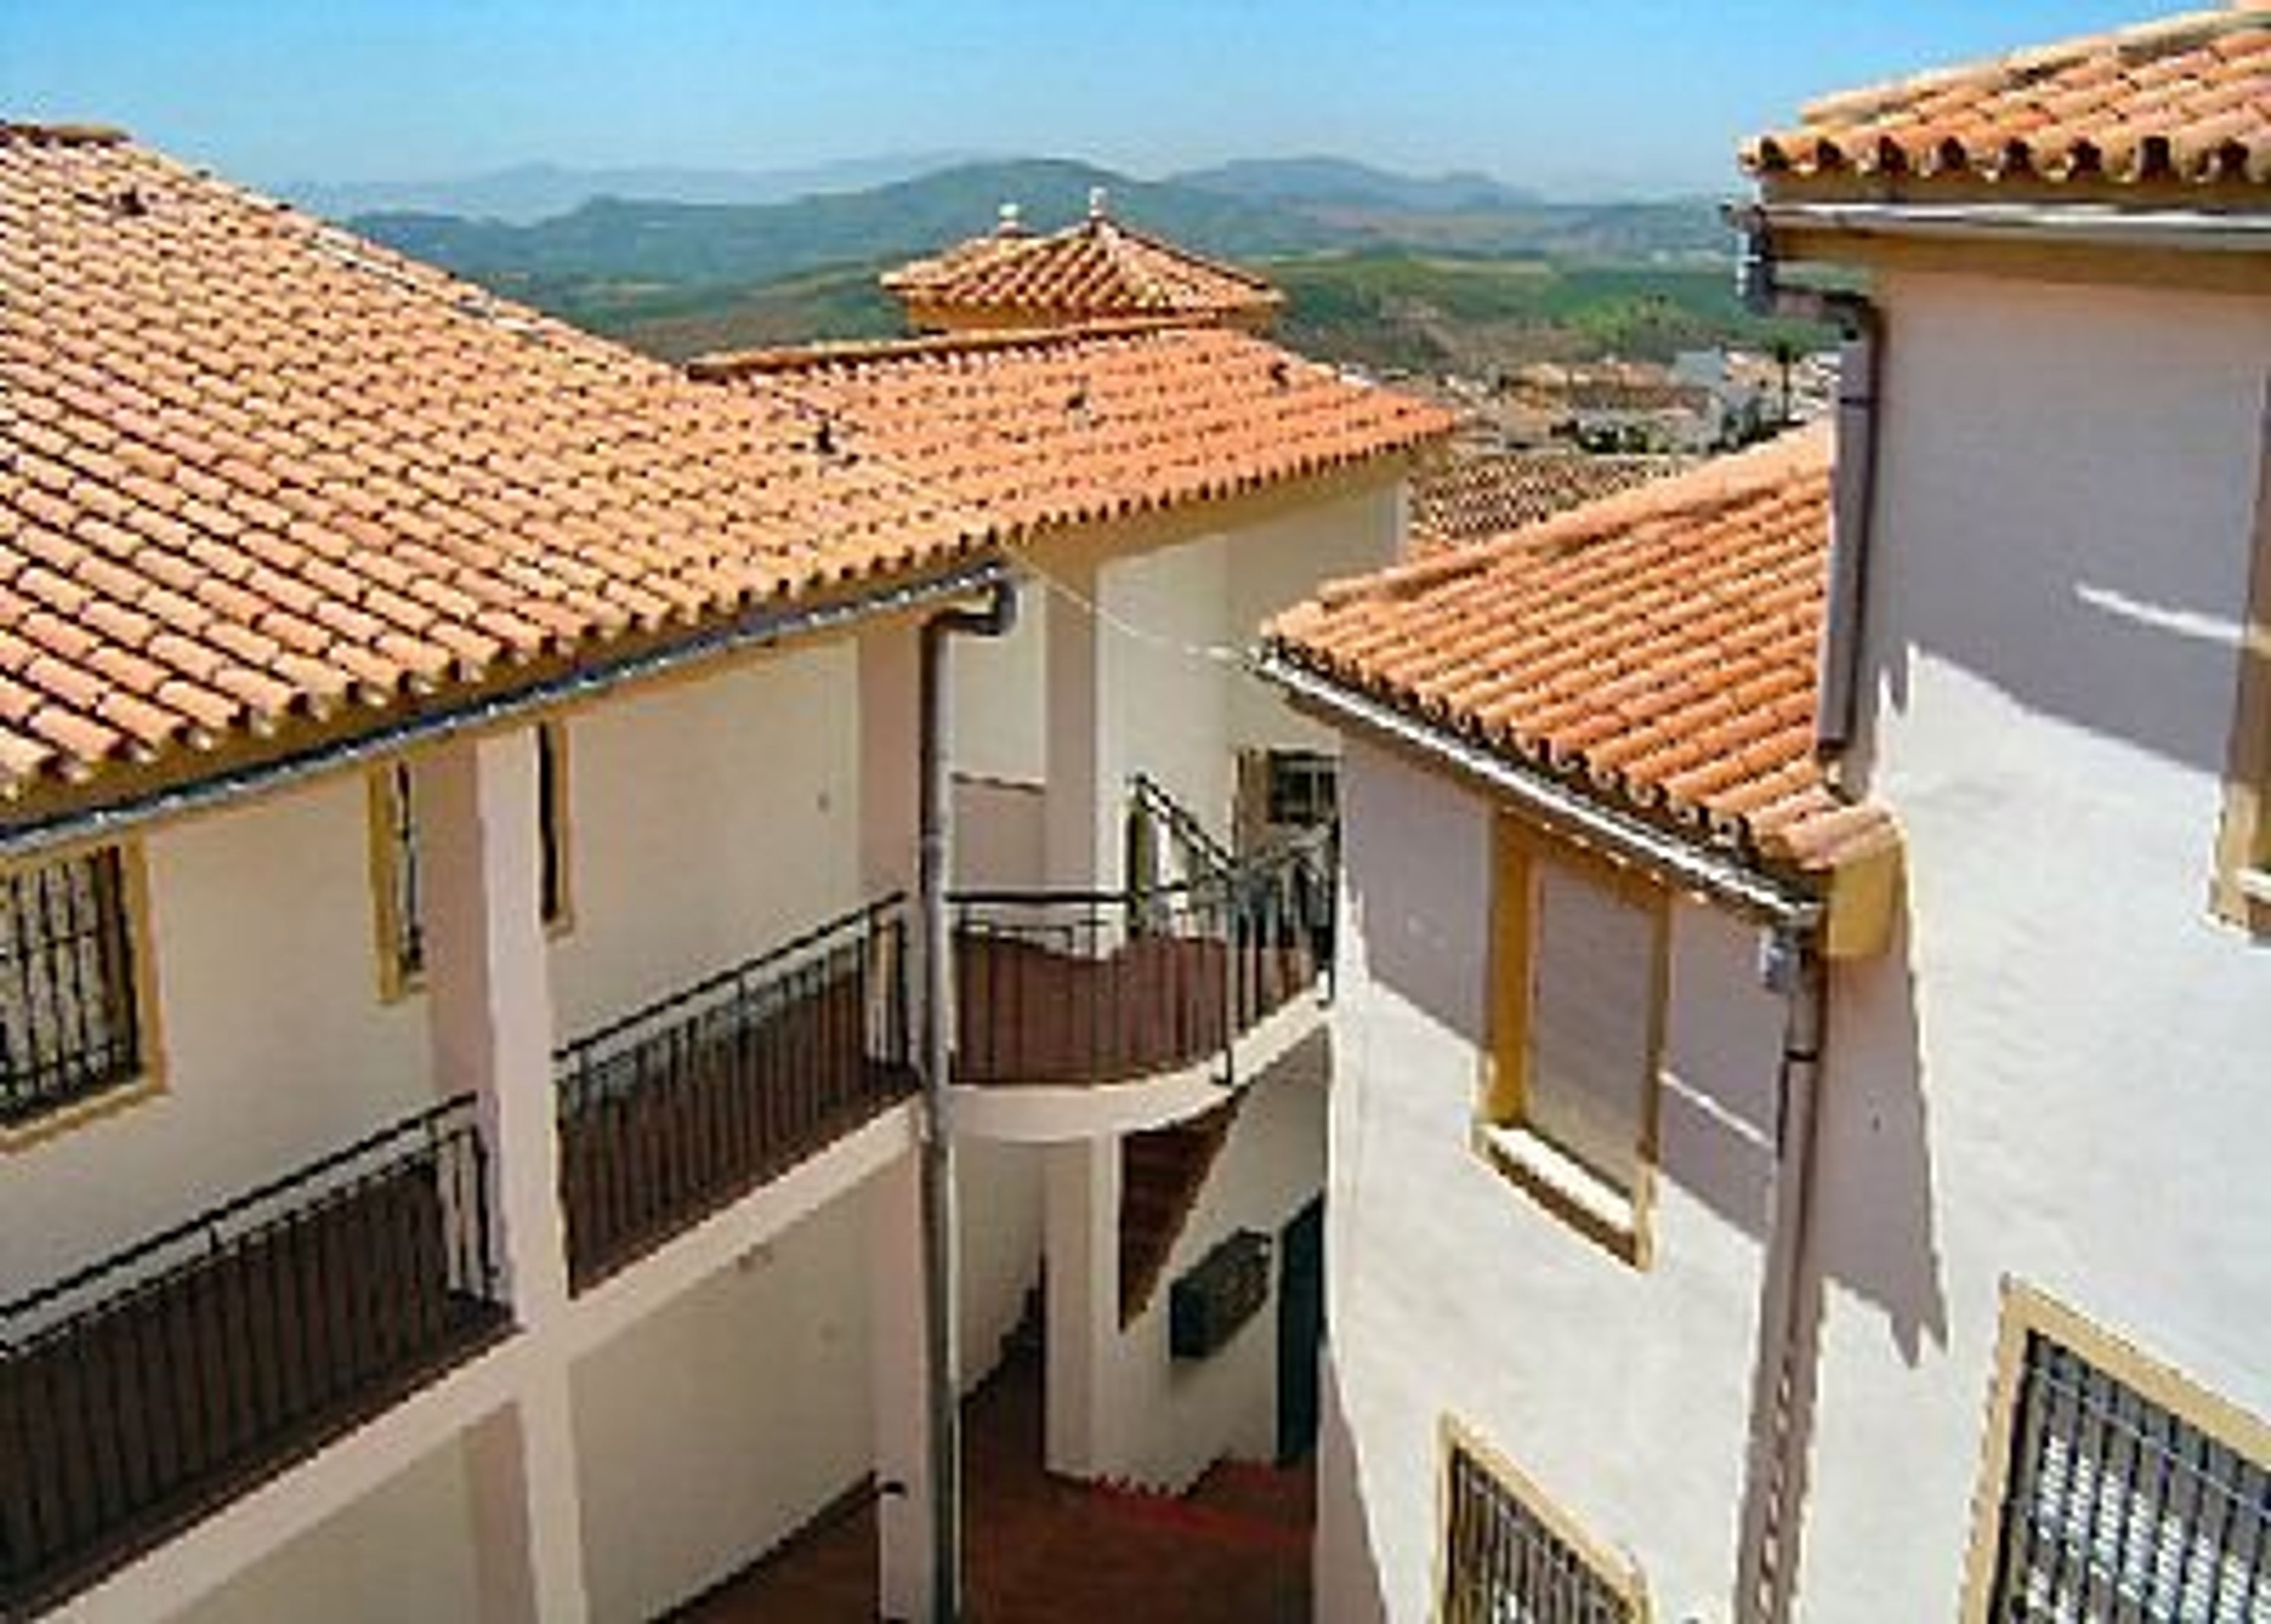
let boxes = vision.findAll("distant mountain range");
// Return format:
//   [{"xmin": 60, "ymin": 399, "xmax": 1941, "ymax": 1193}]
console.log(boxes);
[
  {"xmin": 282, "ymin": 151, "xmax": 988, "ymax": 225},
  {"xmin": 350, "ymin": 156, "xmax": 1730, "ymax": 297},
  {"xmin": 1174, "ymin": 156, "xmax": 1538, "ymax": 212}
]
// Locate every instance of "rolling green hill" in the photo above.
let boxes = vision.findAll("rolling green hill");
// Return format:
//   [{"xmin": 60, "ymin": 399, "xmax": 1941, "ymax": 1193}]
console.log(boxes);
[{"xmin": 348, "ymin": 156, "xmax": 1784, "ymax": 374}]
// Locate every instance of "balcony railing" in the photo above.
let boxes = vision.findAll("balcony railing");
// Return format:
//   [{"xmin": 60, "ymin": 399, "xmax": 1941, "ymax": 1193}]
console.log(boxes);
[
  {"xmin": 0, "ymin": 1095, "xmax": 503, "ymax": 1615},
  {"xmin": 951, "ymin": 834, "xmax": 1334, "ymax": 1088},
  {"xmin": 556, "ymin": 897, "xmax": 915, "ymax": 1292}
]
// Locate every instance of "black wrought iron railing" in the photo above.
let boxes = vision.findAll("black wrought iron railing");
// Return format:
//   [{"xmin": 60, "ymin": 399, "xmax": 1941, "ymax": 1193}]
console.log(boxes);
[
  {"xmin": 952, "ymin": 833, "xmax": 1334, "ymax": 1088},
  {"xmin": 1127, "ymin": 771, "xmax": 1233, "ymax": 888},
  {"xmin": 555, "ymin": 897, "xmax": 915, "ymax": 1292},
  {"xmin": 0, "ymin": 1095, "xmax": 503, "ymax": 1613}
]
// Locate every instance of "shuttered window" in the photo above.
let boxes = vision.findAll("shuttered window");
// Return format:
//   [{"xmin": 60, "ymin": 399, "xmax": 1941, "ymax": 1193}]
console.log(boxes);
[{"xmin": 1483, "ymin": 820, "xmax": 1667, "ymax": 1259}]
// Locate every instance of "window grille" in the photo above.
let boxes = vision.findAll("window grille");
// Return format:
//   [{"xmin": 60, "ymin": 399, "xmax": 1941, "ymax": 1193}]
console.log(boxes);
[
  {"xmin": 0, "ymin": 846, "xmax": 141, "ymax": 1124},
  {"xmin": 1265, "ymin": 750, "xmax": 1337, "ymax": 829},
  {"xmin": 380, "ymin": 761, "xmax": 425, "ymax": 986},
  {"xmin": 1443, "ymin": 1439, "xmax": 1638, "ymax": 1624},
  {"xmin": 1988, "ymin": 1328, "xmax": 2270, "ymax": 1623}
]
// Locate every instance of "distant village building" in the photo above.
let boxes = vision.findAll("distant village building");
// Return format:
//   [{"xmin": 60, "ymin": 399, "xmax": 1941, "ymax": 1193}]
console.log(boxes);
[
  {"xmin": 881, "ymin": 189, "xmax": 1285, "ymax": 335},
  {"xmin": 1409, "ymin": 449, "xmax": 1688, "ymax": 551}
]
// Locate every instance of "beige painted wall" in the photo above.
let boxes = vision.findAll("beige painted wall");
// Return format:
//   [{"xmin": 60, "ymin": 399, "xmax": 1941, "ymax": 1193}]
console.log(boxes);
[
  {"xmin": 1101, "ymin": 1032, "xmax": 1331, "ymax": 1491},
  {"xmin": 1790, "ymin": 270, "xmax": 2271, "ymax": 1620},
  {"xmin": 546, "ymin": 640, "xmax": 866, "ymax": 1042},
  {"xmin": 1316, "ymin": 736, "xmax": 1790, "ymax": 1624},
  {"xmin": 173, "ymin": 1436, "xmax": 479, "ymax": 1624},
  {"xmin": 572, "ymin": 1188, "xmax": 875, "ymax": 1624}
]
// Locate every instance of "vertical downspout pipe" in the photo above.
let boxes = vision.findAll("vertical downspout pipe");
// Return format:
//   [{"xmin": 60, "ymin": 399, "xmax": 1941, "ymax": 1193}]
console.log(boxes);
[
  {"xmin": 1734, "ymin": 929, "xmax": 1829, "ymax": 1624},
  {"xmin": 917, "ymin": 578, "xmax": 1018, "ymax": 1624},
  {"xmin": 1735, "ymin": 215, "xmax": 1882, "ymax": 762}
]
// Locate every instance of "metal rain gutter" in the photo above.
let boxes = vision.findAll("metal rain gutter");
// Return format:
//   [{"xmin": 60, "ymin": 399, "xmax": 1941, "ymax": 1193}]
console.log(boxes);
[
  {"xmin": 1748, "ymin": 197, "xmax": 2271, "ymax": 254},
  {"xmin": 0, "ymin": 553, "xmax": 1014, "ymax": 864},
  {"xmin": 1259, "ymin": 650, "xmax": 1823, "ymax": 929},
  {"xmin": 1733, "ymin": 210, "xmax": 1881, "ymax": 764},
  {"xmin": 915, "ymin": 575, "xmax": 1019, "ymax": 1624}
]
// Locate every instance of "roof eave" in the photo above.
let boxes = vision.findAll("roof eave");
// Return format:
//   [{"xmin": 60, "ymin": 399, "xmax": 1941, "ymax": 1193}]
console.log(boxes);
[{"xmin": 1255, "ymin": 643, "xmax": 1827, "ymax": 931}]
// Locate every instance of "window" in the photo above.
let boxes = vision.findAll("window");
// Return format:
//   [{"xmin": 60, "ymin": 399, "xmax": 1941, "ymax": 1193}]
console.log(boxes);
[
  {"xmin": 1441, "ymin": 1424, "xmax": 1645, "ymax": 1624},
  {"xmin": 1234, "ymin": 749, "xmax": 1338, "ymax": 854},
  {"xmin": 536, "ymin": 721, "xmax": 572, "ymax": 933},
  {"xmin": 1479, "ymin": 819, "xmax": 1667, "ymax": 1264},
  {"xmin": 1966, "ymin": 1284, "xmax": 2270, "ymax": 1623},
  {"xmin": 370, "ymin": 723, "xmax": 568, "ymax": 999},
  {"xmin": 0, "ymin": 845, "xmax": 147, "ymax": 1128},
  {"xmin": 370, "ymin": 759, "xmax": 425, "ymax": 998},
  {"xmin": 1264, "ymin": 750, "xmax": 1337, "ymax": 830}
]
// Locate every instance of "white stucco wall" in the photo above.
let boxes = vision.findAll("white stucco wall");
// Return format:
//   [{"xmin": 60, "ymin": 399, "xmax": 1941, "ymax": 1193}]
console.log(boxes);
[
  {"xmin": 545, "ymin": 640, "xmax": 865, "ymax": 1041},
  {"xmin": 572, "ymin": 1186, "xmax": 875, "ymax": 1624},
  {"xmin": 0, "ymin": 772, "xmax": 434, "ymax": 1290},
  {"xmin": 172, "ymin": 1435, "xmax": 479, "ymax": 1624},
  {"xmin": 1099, "ymin": 1033, "xmax": 1330, "ymax": 1490},
  {"xmin": 950, "ymin": 584, "xmax": 1049, "ymax": 787},
  {"xmin": 1098, "ymin": 532, "xmax": 1238, "ymax": 866},
  {"xmin": 959, "ymin": 1134, "xmax": 1045, "ymax": 1384},
  {"xmin": 1789, "ymin": 270, "xmax": 2271, "ymax": 1620},
  {"xmin": 1224, "ymin": 483, "xmax": 1401, "ymax": 758},
  {"xmin": 1317, "ymin": 736, "xmax": 1791, "ymax": 1624}
]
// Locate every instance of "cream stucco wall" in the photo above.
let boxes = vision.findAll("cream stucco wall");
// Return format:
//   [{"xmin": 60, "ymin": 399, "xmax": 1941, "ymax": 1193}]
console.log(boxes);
[
  {"xmin": 172, "ymin": 1435, "xmax": 480, "ymax": 1624},
  {"xmin": 572, "ymin": 1186, "xmax": 875, "ymax": 1624},
  {"xmin": 1788, "ymin": 270, "xmax": 2271, "ymax": 1620},
  {"xmin": 1316, "ymin": 736, "xmax": 1791, "ymax": 1624},
  {"xmin": 545, "ymin": 640, "xmax": 866, "ymax": 1042},
  {"xmin": 1098, "ymin": 1031, "xmax": 1331, "ymax": 1491}
]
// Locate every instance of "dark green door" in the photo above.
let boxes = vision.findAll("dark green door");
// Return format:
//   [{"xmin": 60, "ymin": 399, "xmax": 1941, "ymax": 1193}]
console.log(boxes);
[{"xmin": 1276, "ymin": 1196, "xmax": 1325, "ymax": 1464}]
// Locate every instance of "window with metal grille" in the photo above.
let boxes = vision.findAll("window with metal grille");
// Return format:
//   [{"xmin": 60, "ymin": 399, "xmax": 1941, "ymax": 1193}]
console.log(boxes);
[
  {"xmin": 1265, "ymin": 750, "xmax": 1337, "ymax": 830},
  {"xmin": 1442, "ymin": 1435, "xmax": 1641, "ymax": 1624},
  {"xmin": 372, "ymin": 726, "xmax": 570, "ymax": 997},
  {"xmin": 0, "ymin": 846, "xmax": 143, "ymax": 1125},
  {"xmin": 374, "ymin": 760, "xmax": 425, "ymax": 995},
  {"xmin": 1984, "ymin": 1319, "xmax": 2270, "ymax": 1623}
]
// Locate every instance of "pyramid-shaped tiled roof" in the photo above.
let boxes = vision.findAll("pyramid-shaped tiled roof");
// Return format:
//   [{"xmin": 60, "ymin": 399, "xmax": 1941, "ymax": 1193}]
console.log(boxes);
[{"xmin": 882, "ymin": 195, "xmax": 1283, "ymax": 332}]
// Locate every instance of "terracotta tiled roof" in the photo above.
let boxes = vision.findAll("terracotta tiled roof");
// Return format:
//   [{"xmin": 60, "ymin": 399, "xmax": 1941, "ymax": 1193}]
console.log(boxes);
[
  {"xmin": 1411, "ymin": 453, "xmax": 1690, "ymax": 552},
  {"xmin": 691, "ymin": 324, "xmax": 1453, "ymax": 536},
  {"xmin": 0, "ymin": 122, "xmax": 1005, "ymax": 807},
  {"xmin": 1, "ymin": 129, "xmax": 1441, "ymax": 817},
  {"xmin": 1745, "ymin": 6, "xmax": 2271, "ymax": 192},
  {"xmin": 1268, "ymin": 427, "xmax": 1890, "ymax": 873},
  {"xmin": 881, "ymin": 201, "xmax": 1283, "ymax": 330}
]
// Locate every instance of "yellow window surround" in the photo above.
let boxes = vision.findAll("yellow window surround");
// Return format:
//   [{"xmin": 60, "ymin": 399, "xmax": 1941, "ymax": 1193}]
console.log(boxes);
[
  {"xmin": 1478, "ymin": 817, "xmax": 1668, "ymax": 1269},
  {"xmin": 0, "ymin": 839, "xmax": 167, "ymax": 1150},
  {"xmin": 1961, "ymin": 1279, "xmax": 2271, "ymax": 1623},
  {"xmin": 1437, "ymin": 1416, "xmax": 1649, "ymax": 1624},
  {"xmin": 368, "ymin": 723, "xmax": 572, "ymax": 1003}
]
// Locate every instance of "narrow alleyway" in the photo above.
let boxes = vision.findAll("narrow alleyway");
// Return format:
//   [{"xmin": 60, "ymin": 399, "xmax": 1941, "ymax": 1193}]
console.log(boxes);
[{"xmin": 672, "ymin": 1347, "xmax": 1312, "ymax": 1623}]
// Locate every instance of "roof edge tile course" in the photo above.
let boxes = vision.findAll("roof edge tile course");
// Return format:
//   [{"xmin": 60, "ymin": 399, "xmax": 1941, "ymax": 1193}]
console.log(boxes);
[
  {"xmin": 1269, "ymin": 425, "xmax": 1894, "ymax": 876},
  {"xmin": 1743, "ymin": 5, "xmax": 2271, "ymax": 193}
]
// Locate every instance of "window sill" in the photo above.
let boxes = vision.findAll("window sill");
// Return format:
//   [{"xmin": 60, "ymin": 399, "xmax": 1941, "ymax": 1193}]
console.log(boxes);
[
  {"xmin": 1, "ymin": 1072, "xmax": 166, "ymax": 1154},
  {"xmin": 1474, "ymin": 1121, "xmax": 1651, "ymax": 1269}
]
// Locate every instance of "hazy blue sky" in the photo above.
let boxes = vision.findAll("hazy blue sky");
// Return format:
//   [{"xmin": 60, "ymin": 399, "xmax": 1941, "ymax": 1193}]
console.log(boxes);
[{"xmin": 2, "ymin": 1, "xmax": 2155, "ymax": 196}]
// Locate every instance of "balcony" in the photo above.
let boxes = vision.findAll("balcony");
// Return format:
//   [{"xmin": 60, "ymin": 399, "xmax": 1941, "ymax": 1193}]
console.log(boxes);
[
  {"xmin": 951, "ymin": 834, "xmax": 1333, "ymax": 1091},
  {"xmin": 555, "ymin": 898, "xmax": 918, "ymax": 1292},
  {"xmin": 0, "ymin": 1096, "xmax": 504, "ymax": 1616}
]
